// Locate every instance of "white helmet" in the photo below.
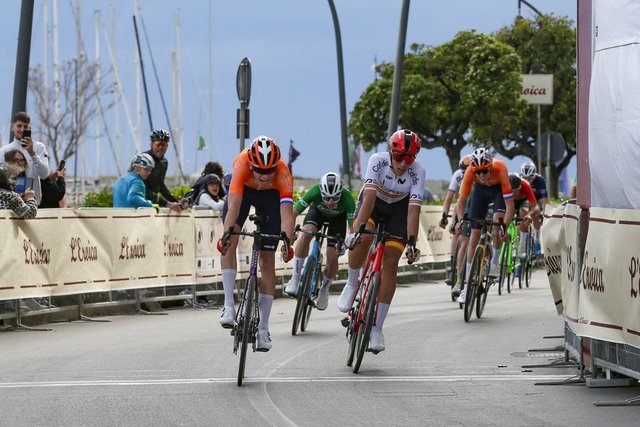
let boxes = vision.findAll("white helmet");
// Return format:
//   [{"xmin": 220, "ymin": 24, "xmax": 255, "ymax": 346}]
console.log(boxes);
[
  {"xmin": 319, "ymin": 172, "xmax": 343, "ymax": 201},
  {"xmin": 521, "ymin": 162, "xmax": 536, "ymax": 180},
  {"xmin": 469, "ymin": 147, "xmax": 493, "ymax": 171},
  {"xmin": 131, "ymin": 152, "xmax": 155, "ymax": 171}
]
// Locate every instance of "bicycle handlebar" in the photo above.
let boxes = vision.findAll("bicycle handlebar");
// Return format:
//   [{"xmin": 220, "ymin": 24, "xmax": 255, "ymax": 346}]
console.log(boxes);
[{"xmin": 293, "ymin": 224, "xmax": 343, "ymax": 246}]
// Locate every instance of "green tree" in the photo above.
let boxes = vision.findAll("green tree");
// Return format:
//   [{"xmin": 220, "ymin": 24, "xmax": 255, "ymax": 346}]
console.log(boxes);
[
  {"xmin": 349, "ymin": 31, "xmax": 524, "ymax": 172},
  {"xmin": 494, "ymin": 14, "xmax": 577, "ymax": 196}
]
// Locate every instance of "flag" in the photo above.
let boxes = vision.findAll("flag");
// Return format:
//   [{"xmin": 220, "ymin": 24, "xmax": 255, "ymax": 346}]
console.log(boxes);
[
  {"xmin": 197, "ymin": 135, "xmax": 207, "ymax": 150},
  {"xmin": 288, "ymin": 139, "xmax": 301, "ymax": 172}
]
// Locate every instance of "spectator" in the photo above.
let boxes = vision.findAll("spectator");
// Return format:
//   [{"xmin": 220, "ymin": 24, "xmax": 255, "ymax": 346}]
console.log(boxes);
[
  {"xmin": 144, "ymin": 129, "xmax": 181, "ymax": 212},
  {"xmin": 194, "ymin": 161, "xmax": 226, "ymax": 198},
  {"xmin": 0, "ymin": 163, "xmax": 38, "ymax": 218},
  {"xmin": 3, "ymin": 149, "xmax": 27, "ymax": 178},
  {"xmin": 112, "ymin": 153, "xmax": 156, "ymax": 208},
  {"xmin": 0, "ymin": 112, "xmax": 49, "ymax": 205},
  {"xmin": 194, "ymin": 174, "xmax": 224, "ymax": 211},
  {"xmin": 39, "ymin": 161, "xmax": 67, "ymax": 208}
]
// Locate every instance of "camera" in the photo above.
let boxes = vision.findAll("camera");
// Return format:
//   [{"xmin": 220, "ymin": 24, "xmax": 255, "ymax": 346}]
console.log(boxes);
[{"xmin": 22, "ymin": 129, "xmax": 31, "ymax": 138}]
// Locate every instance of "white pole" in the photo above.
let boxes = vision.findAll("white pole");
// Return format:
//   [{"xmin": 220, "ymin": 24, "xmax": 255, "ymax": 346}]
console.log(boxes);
[
  {"xmin": 208, "ymin": 0, "xmax": 213, "ymax": 170},
  {"xmin": 95, "ymin": 9, "xmax": 101, "ymax": 177},
  {"xmin": 536, "ymin": 105, "xmax": 542, "ymax": 174},
  {"xmin": 52, "ymin": 0, "xmax": 60, "ymax": 145},
  {"xmin": 110, "ymin": 5, "xmax": 122, "ymax": 167},
  {"xmin": 175, "ymin": 10, "xmax": 184, "ymax": 178},
  {"xmin": 43, "ymin": 0, "xmax": 49, "ymax": 126},
  {"xmin": 134, "ymin": 0, "xmax": 142, "ymax": 144}
]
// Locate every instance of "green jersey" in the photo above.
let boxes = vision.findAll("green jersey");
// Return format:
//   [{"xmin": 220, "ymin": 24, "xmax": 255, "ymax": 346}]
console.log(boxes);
[{"xmin": 294, "ymin": 184, "xmax": 355, "ymax": 227}]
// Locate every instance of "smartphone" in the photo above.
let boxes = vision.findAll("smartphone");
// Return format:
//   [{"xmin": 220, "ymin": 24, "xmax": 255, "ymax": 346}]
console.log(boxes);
[
  {"xmin": 22, "ymin": 129, "xmax": 31, "ymax": 138},
  {"xmin": 57, "ymin": 159, "xmax": 66, "ymax": 171},
  {"xmin": 15, "ymin": 177, "xmax": 34, "ymax": 194}
]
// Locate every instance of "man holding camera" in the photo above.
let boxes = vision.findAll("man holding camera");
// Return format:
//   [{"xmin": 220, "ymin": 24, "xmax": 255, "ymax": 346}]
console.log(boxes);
[{"xmin": 0, "ymin": 112, "xmax": 49, "ymax": 204}]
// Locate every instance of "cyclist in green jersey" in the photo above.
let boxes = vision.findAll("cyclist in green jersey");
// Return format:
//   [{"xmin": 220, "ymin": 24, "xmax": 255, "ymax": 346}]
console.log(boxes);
[{"xmin": 285, "ymin": 172, "xmax": 355, "ymax": 310}]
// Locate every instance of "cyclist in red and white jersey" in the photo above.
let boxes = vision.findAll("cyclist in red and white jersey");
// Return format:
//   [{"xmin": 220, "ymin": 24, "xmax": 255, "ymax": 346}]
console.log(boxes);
[
  {"xmin": 217, "ymin": 135, "xmax": 294, "ymax": 352},
  {"xmin": 337, "ymin": 129, "xmax": 425, "ymax": 353}
]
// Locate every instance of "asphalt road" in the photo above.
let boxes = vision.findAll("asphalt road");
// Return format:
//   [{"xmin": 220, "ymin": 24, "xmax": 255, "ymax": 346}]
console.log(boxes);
[{"xmin": 1, "ymin": 269, "xmax": 638, "ymax": 426}]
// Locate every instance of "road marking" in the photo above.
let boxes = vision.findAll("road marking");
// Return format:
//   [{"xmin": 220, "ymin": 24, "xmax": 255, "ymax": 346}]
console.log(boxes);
[{"xmin": 0, "ymin": 374, "xmax": 576, "ymax": 388}]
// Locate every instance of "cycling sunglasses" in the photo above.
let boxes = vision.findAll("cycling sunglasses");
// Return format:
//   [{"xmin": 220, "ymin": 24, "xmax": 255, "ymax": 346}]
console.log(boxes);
[
  {"xmin": 251, "ymin": 165, "xmax": 277, "ymax": 175},
  {"xmin": 152, "ymin": 141, "xmax": 168, "ymax": 148},
  {"xmin": 390, "ymin": 151, "xmax": 417, "ymax": 164},
  {"xmin": 322, "ymin": 195, "xmax": 340, "ymax": 203},
  {"xmin": 474, "ymin": 168, "xmax": 490, "ymax": 176}
]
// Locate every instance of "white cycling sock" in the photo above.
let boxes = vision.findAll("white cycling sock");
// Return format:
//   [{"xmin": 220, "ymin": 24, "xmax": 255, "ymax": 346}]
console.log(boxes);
[
  {"xmin": 491, "ymin": 249, "xmax": 500, "ymax": 266},
  {"xmin": 346, "ymin": 266, "xmax": 360, "ymax": 288},
  {"xmin": 518, "ymin": 232, "xmax": 527, "ymax": 255},
  {"xmin": 258, "ymin": 293, "xmax": 273, "ymax": 331},
  {"xmin": 373, "ymin": 303, "xmax": 390, "ymax": 332},
  {"xmin": 320, "ymin": 274, "xmax": 332, "ymax": 291},
  {"xmin": 292, "ymin": 256, "xmax": 305, "ymax": 281},
  {"xmin": 222, "ymin": 269, "xmax": 237, "ymax": 307}
]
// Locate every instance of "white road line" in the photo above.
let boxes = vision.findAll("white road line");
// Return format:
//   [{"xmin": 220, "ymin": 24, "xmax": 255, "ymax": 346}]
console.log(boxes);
[{"xmin": 0, "ymin": 374, "xmax": 576, "ymax": 388}]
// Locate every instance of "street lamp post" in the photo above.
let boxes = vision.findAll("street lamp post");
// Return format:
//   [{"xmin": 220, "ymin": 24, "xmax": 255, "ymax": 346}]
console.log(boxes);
[
  {"xmin": 386, "ymin": 0, "xmax": 411, "ymax": 138},
  {"xmin": 327, "ymin": 0, "xmax": 351, "ymax": 189}
]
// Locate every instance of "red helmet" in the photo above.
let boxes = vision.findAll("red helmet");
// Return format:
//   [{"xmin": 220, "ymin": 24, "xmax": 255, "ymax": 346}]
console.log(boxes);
[
  {"xmin": 388, "ymin": 129, "xmax": 421, "ymax": 156},
  {"xmin": 247, "ymin": 135, "xmax": 281, "ymax": 170}
]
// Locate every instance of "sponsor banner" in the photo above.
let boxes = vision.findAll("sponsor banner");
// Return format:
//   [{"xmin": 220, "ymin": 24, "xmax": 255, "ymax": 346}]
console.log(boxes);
[
  {"xmin": 1, "ymin": 205, "xmax": 451, "ymax": 301},
  {"xmin": 0, "ymin": 208, "xmax": 195, "ymax": 300},
  {"xmin": 566, "ymin": 207, "xmax": 640, "ymax": 349}
]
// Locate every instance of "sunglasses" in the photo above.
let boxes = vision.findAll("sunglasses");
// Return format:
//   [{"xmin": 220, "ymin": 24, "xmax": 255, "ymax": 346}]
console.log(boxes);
[
  {"xmin": 153, "ymin": 141, "xmax": 168, "ymax": 148},
  {"xmin": 322, "ymin": 196, "xmax": 340, "ymax": 203},
  {"xmin": 251, "ymin": 165, "xmax": 277, "ymax": 175},
  {"xmin": 390, "ymin": 151, "xmax": 417, "ymax": 164},
  {"xmin": 474, "ymin": 168, "xmax": 490, "ymax": 176}
]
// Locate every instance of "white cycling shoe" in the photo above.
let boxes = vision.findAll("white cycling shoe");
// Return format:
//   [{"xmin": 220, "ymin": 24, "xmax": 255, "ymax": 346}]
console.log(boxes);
[
  {"xmin": 337, "ymin": 285, "xmax": 357, "ymax": 313},
  {"xmin": 368, "ymin": 329, "xmax": 385, "ymax": 353},
  {"xmin": 218, "ymin": 306, "xmax": 235, "ymax": 329}
]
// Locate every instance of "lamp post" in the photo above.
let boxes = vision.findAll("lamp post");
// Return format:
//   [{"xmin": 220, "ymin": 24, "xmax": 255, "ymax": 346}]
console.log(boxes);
[
  {"xmin": 386, "ymin": 0, "xmax": 411, "ymax": 138},
  {"xmin": 518, "ymin": 0, "xmax": 543, "ymax": 17},
  {"xmin": 236, "ymin": 57, "xmax": 252, "ymax": 152},
  {"xmin": 327, "ymin": 0, "xmax": 350, "ymax": 189}
]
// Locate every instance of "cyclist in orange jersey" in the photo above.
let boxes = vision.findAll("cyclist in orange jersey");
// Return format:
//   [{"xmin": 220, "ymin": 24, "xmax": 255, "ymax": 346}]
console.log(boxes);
[
  {"xmin": 217, "ymin": 135, "xmax": 294, "ymax": 352},
  {"xmin": 455, "ymin": 148, "xmax": 514, "ymax": 303}
]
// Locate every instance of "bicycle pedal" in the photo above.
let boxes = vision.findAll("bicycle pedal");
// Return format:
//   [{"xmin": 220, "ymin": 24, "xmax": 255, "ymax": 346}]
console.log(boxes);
[{"xmin": 340, "ymin": 316, "xmax": 350, "ymax": 328}]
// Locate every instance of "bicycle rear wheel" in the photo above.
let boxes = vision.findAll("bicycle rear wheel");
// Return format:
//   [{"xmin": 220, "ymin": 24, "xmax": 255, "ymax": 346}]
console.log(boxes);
[
  {"xmin": 353, "ymin": 271, "xmax": 379, "ymax": 373},
  {"xmin": 498, "ymin": 243, "xmax": 508, "ymax": 296},
  {"xmin": 238, "ymin": 276, "xmax": 256, "ymax": 386},
  {"xmin": 301, "ymin": 260, "xmax": 321, "ymax": 332},
  {"xmin": 292, "ymin": 258, "xmax": 314, "ymax": 336},
  {"xmin": 450, "ymin": 238, "xmax": 462, "ymax": 301},
  {"xmin": 464, "ymin": 249, "xmax": 482, "ymax": 322},
  {"xmin": 477, "ymin": 272, "xmax": 491, "ymax": 319}
]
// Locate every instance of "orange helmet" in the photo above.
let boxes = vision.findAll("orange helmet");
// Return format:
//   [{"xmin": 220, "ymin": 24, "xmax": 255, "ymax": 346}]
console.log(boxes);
[{"xmin": 247, "ymin": 135, "xmax": 281, "ymax": 171}]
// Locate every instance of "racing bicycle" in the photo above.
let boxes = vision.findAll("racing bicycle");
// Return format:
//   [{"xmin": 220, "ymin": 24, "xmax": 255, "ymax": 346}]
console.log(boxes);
[
  {"xmin": 221, "ymin": 214, "xmax": 290, "ymax": 386},
  {"xmin": 290, "ymin": 223, "xmax": 342, "ymax": 335}
]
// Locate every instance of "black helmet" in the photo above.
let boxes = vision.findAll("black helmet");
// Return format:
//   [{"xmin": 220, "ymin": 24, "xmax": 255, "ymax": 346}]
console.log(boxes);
[
  {"xmin": 509, "ymin": 172, "xmax": 522, "ymax": 191},
  {"xmin": 150, "ymin": 129, "xmax": 170, "ymax": 143},
  {"xmin": 200, "ymin": 174, "xmax": 222, "ymax": 187}
]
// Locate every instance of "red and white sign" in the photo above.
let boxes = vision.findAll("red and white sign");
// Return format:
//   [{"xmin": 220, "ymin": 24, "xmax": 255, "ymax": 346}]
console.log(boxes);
[{"xmin": 520, "ymin": 74, "xmax": 554, "ymax": 105}]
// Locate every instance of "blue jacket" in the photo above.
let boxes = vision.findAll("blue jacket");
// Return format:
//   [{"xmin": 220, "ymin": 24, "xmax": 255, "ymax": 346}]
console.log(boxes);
[{"xmin": 112, "ymin": 172, "xmax": 153, "ymax": 208}]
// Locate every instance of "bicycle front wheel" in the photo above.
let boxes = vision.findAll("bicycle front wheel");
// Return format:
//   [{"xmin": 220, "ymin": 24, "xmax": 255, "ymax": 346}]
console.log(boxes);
[
  {"xmin": 464, "ymin": 248, "xmax": 482, "ymax": 322},
  {"xmin": 353, "ymin": 271, "xmax": 379, "ymax": 374},
  {"xmin": 238, "ymin": 276, "xmax": 256, "ymax": 386},
  {"xmin": 292, "ymin": 258, "xmax": 314, "ymax": 336},
  {"xmin": 301, "ymin": 260, "xmax": 322, "ymax": 332}
]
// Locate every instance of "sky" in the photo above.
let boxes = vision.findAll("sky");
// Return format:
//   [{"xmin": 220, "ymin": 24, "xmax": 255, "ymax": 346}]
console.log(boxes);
[{"xmin": 0, "ymin": 0, "xmax": 577, "ymax": 188}]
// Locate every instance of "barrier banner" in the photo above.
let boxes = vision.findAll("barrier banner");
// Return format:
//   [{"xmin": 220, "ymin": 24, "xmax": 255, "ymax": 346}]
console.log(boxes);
[
  {"xmin": 0, "ymin": 208, "xmax": 195, "ymax": 300},
  {"xmin": 1, "ymin": 205, "xmax": 450, "ymax": 301},
  {"xmin": 566, "ymin": 207, "xmax": 640, "ymax": 349},
  {"xmin": 541, "ymin": 203, "xmax": 580, "ymax": 315}
]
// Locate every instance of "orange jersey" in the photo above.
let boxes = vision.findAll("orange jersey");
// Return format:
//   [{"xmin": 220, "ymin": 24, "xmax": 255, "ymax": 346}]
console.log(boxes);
[
  {"xmin": 228, "ymin": 150, "xmax": 294, "ymax": 204},
  {"xmin": 459, "ymin": 158, "xmax": 513, "ymax": 200}
]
